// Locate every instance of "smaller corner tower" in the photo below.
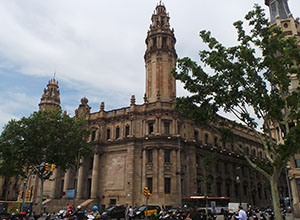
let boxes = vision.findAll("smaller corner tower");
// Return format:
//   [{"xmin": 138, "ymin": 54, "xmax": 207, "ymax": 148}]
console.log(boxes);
[
  {"xmin": 39, "ymin": 78, "xmax": 61, "ymax": 110},
  {"xmin": 144, "ymin": 2, "xmax": 177, "ymax": 103}
]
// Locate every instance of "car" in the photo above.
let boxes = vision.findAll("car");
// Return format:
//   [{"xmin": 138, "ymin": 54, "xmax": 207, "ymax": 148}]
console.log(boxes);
[
  {"xmin": 134, "ymin": 205, "xmax": 161, "ymax": 219},
  {"xmin": 100, "ymin": 206, "xmax": 126, "ymax": 220}
]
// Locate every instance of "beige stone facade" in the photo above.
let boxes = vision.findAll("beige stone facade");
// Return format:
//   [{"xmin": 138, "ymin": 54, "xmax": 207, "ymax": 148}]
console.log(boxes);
[{"xmin": 1, "ymin": 2, "xmax": 291, "ymax": 213}]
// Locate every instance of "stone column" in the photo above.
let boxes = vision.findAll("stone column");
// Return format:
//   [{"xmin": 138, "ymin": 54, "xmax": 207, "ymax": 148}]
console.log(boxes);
[
  {"xmin": 156, "ymin": 117, "xmax": 160, "ymax": 134},
  {"xmin": 153, "ymin": 148, "xmax": 158, "ymax": 194},
  {"xmin": 63, "ymin": 169, "xmax": 72, "ymax": 197},
  {"xmin": 176, "ymin": 149, "xmax": 180, "ymax": 195},
  {"xmin": 91, "ymin": 153, "xmax": 100, "ymax": 199},
  {"xmin": 171, "ymin": 150, "xmax": 177, "ymax": 194},
  {"xmin": 158, "ymin": 148, "xmax": 164, "ymax": 196},
  {"xmin": 142, "ymin": 149, "xmax": 146, "ymax": 193},
  {"xmin": 50, "ymin": 169, "xmax": 58, "ymax": 199},
  {"xmin": 76, "ymin": 159, "xmax": 85, "ymax": 199}
]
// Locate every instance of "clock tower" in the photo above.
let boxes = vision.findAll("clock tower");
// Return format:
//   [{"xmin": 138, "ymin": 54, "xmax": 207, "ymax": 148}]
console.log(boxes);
[{"xmin": 144, "ymin": 2, "xmax": 177, "ymax": 103}]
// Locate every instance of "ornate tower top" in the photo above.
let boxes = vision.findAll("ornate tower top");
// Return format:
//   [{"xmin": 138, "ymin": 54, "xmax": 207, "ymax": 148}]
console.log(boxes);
[
  {"xmin": 265, "ymin": 0, "xmax": 291, "ymax": 24},
  {"xmin": 39, "ymin": 79, "xmax": 61, "ymax": 110},
  {"xmin": 265, "ymin": 0, "xmax": 300, "ymax": 40},
  {"xmin": 144, "ymin": 2, "xmax": 177, "ymax": 103}
]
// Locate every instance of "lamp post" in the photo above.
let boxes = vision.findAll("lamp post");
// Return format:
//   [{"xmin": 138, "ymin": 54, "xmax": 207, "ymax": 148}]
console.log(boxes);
[{"xmin": 286, "ymin": 166, "xmax": 295, "ymax": 220}]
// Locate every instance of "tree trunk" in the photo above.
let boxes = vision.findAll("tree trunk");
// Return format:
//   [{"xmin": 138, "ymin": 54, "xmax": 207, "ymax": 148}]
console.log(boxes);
[{"xmin": 270, "ymin": 175, "xmax": 282, "ymax": 220}]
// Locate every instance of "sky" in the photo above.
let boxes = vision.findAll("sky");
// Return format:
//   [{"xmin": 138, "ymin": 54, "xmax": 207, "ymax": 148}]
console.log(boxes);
[{"xmin": 0, "ymin": 0, "xmax": 300, "ymax": 131}]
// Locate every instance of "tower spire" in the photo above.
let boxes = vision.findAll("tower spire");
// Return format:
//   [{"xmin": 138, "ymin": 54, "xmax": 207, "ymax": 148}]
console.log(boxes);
[
  {"xmin": 144, "ymin": 3, "xmax": 177, "ymax": 103},
  {"xmin": 39, "ymin": 79, "xmax": 61, "ymax": 110},
  {"xmin": 265, "ymin": 0, "xmax": 291, "ymax": 25},
  {"xmin": 265, "ymin": 0, "xmax": 300, "ymax": 40}
]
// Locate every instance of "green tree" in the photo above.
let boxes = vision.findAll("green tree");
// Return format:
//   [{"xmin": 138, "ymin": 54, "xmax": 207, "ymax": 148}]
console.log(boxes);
[
  {"xmin": 0, "ymin": 108, "xmax": 92, "ymax": 212},
  {"xmin": 172, "ymin": 5, "xmax": 300, "ymax": 220}
]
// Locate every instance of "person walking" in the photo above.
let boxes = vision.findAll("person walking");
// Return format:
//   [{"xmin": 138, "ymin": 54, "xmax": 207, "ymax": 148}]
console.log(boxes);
[
  {"xmin": 125, "ymin": 204, "xmax": 129, "ymax": 220},
  {"xmin": 233, "ymin": 206, "xmax": 247, "ymax": 220},
  {"xmin": 128, "ymin": 206, "xmax": 134, "ymax": 220}
]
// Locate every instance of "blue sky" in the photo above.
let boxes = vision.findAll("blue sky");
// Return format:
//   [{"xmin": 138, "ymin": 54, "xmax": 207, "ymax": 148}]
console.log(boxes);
[{"xmin": 0, "ymin": 0, "xmax": 300, "ymax": 131}]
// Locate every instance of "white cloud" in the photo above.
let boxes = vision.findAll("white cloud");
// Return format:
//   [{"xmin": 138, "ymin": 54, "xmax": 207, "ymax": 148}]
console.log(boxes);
[{"xmin": 0, "ymin": 0, "xmax": 300, "ymax": 130}]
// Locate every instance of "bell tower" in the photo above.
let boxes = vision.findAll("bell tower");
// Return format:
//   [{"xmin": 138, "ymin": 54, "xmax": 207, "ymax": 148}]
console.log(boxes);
[
  {"xmin": 265, "ymin": 0, "xmax": 300, "ymax": 40},
  {"xmin": 265, "ymin": 0, "xmax": 300, "ymax": 93},
  {"xmin": 144, "ymin": 2, "xmax": 177, "ymax": 103},
  {"xmin": 39, "ymin": 78, "xmax": 61, "ymax": 110}
]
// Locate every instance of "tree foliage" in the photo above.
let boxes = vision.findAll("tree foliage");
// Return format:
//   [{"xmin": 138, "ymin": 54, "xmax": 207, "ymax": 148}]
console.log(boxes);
[
  {"xmin": 0, "ymin": 108, "xmax": 92, "ymax": 179},
  {"xmin": 172, "ymin": 4, "xmax": 300, "ymax": 219}
]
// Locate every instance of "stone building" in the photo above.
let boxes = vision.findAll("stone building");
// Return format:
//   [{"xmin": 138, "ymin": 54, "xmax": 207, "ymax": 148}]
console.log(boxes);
[
  {"xmin": 10, "ymin": 2, "xmax": 291, "ymax": 211},
  {"xmin": 265, "ymin": 0, "xmax": 300, "ymax": 217}
]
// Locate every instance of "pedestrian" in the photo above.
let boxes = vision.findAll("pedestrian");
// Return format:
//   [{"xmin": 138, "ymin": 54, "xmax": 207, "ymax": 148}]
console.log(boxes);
[
  {"xmin": 128, "ymin": 206, "xmax": 134, "ymax": 220},
  {"xmin": 125, "ymin": 204, "xmax": 129, "ymax": 220},
  {"xmin": 233, "ymin": 206, "xmax": 247, "ymax": 220}
]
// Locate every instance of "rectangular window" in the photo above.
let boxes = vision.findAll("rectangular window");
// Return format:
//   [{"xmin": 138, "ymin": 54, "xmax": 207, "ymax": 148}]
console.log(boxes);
[
  {"xmin": 197, "ymin": 178, "xmax": 201, "ymax": 194},
  {"xmin": 164, "ymin": 122, "xmax": 170, "ymax": 134},
  {"xmin": 204, "ymin": 134, "xmax": 209, "ymax": 145},
  {"xmin": 125, "ymin": 125, "xmax": 130, "ymax": 137},
  {"xmin": 243, "ymin": 184, "xmax": 248, "ymax": 196},
  {"xmin": 164, "ymin": 150, "xmax": 171, "ymax": 163},
  {"xmin": 216, "ymin": 162, "xmax": 219, "ymax": 172},
  {"xmin": 194, "ymin": 130, "xmax": 199, "ymax": 140},
  {"xmin": 206, "ymin": 182, "xmax": 212, "ymax": 194},
  {"xmin": 116, "ymin": 127, "xmax": 120, "ymax": 139},
  {"xmin": 148, "ymin": 123, "xmax": 154, "ymax": 134},
  {"xmin": 235, "ymin": 183, "xmax": 239, "ymax": 197},
  {"xmin": 91, "ymin": 130, "xmax": 96, "ymax": 141},
  {"xmin": 147, "ymin": 178, "xmax": 153, "ymax": 193},
  {"xmin": 214, "ymin": 137, "xmax": 218, "ymax": 147},
  {"xmin": 196, "ymin": 155, "xmax": 200, "ymax": 167},
  {"xmin": 106, "ymin": 128, "xmax": 111, "ymax": 140},
  {"xmin": 165, "ymin": 178, "xmax": 171, "ymax": 194},
  {"xmin": 89, "ymin": 157, "xmax": 94, "ymax": 170},
  {"xmin": 224, "ymin": 162, "xmax": 228, "ymax": 173},
  {"xmin": 217, "ymin": 182, "xmax": 222, "ymax": 197},
  {"xmin": 147, "ymin": 149, "xmax": 153, "ymax": 163},
  {"xmin": 295, "ymin": 160, "xmax": 300, "ymax": 168},
  {"xmin": 226, "ymin": 183, "xmax": 231, "ymax": 197},
  {"xmin": 162, "ymin": 37, "xmax": 167, "ymax": 48}
]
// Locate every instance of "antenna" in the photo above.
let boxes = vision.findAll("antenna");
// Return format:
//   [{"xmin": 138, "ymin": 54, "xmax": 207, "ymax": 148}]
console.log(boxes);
[{"xmin": 53, "ymin": 72, "xmax": 56, "ymax": 80}]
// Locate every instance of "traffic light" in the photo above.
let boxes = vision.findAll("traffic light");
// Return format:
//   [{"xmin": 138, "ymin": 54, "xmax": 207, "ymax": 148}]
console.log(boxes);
[
  {"xmin": 144, "ymin": 187, "xmax": 148, "ymax": 196},
  {"xmin": 45, "ymin": 163, "xmax": 49, "ymax": 171},
  {"xmin": 144, "ymin": 187, "xmax": 151, "ymax": 197},
  {"xmin": 50, "ymin": 164, "xmax": 56, "ymax": 172},
  {"xmin": 26, "ymin": 190, "xmax": 31, "ymax": 198}
]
